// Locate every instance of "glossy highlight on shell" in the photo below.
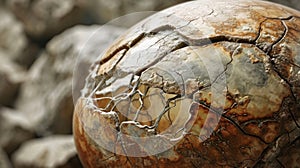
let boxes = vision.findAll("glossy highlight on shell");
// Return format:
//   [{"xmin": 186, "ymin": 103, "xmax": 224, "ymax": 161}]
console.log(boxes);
[{"xmin": 73, "ymin": 0, "xmax": 300, "ymax": 167}]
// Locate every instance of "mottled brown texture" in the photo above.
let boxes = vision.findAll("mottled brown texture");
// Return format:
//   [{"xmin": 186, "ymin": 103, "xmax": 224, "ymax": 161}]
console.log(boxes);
[{"xmin": 73, "ymin": 0, "xmax": 300, "ymax": 167}]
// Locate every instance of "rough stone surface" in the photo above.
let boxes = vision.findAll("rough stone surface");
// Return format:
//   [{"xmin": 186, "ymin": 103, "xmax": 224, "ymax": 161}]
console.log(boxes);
[
  {"xmin": 15, "ymin": 25, "xmax": 124, "ymax": 135},
  {"xmin": 73, "ymin": 0, "xmax": 300, "ymax": 167},
  {"xmin": 12, "ymin": 135, "xmax": 81, "ymax": 168},
  {"xmin": 88, "ymin": 0, "xmax": 190, "ymax": 24},
  {"xmin": 6, "ymin": 0, "xmax": 89, "ymax": 40},
  {"xmin": 0, "ymin": 107, "xmax": 34, "ymax": 154},
  {"xmin": 0, "ymin": 0, "xmax": 299, "ymax": 167},
  {"xmin": 0, "ymin": 148, "xmax": 12, "ymax": 168},
  {"xmin": 0, "ymin": 7, "xmax": 38, "ymax": 67},
  {"xmin": 0, "ymin": 54, "xmax": 26, "ymax": 107},
  {"xmin": 0, "ymin": 8, "xmax": 26, "ymax": 60},
  {"xmin": 268, "ymin": 0, "xmax": 300, "ymax": 11}
]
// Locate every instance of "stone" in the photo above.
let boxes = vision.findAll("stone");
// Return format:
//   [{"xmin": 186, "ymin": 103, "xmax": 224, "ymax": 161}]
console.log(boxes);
[
  {"xmin": 88, "ymin": 0, "xmax": 190, "ymax": 24},
  {"xmin": 6, "ymin": 0, "xmax": 89, "ymax": 40},
  {"xmin": 73, "ymin": 1, "xmax": 300, "ymax": 167},
  {"xmin": 0, "ymin": 148, "xmax": 12, "ymax": 168},
  {"xmin": 12, "ymin": 135, "xmax": 82, "ymax": 168},
  {"xmin": 0, "ymin": 7, "xmax": 38, "ymax": 68},
  {"xmin": 15, "ymin": 25, "xmax": 124, "ymax": 135},
  {"xmin": 0, "ymin": 8, "xmax": 25, "ymax": 60},
  {"xmin": 0, "ymin": 54, "xmax": 26, "ymax": 107},
  {"xmin": 0, "ymin": 107, "xmax": 34, "ymax": 154},
  {"xmin": 267, "ymin": 0, "xmax": 300, "ymax": 11}
]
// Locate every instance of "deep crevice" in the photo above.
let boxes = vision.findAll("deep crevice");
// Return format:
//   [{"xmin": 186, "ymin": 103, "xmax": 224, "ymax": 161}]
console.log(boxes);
[
  {"xmin": 221, "ymin": 114, "xmax": 268, "ymax": 144},
  {"xmin": 99, "ymin": 32, "xmax": 146, "ymax": 65},
  {"xmin": 276, "ymin": 158, "xmax": 284, "ymax": 168},
  {"xmin": 266, "ymin": 20, "xmax": 288, "ymax": 55},
  {"xmin": 86, "ymin": 15, "xmax": 300, "ymax": 157},
  {"xmin": 253, "ymin": 129, "xmax": 300, "ymax": 167},
  {"xmin": 98, "ymin": 14, "xmax": 299, "ymax": 79},
  {"xmin": 192, "ymin": 97, "xmax": 268, "ymax": 145},
  {"xmin": 288, "ymin": 108, "xmax": 300, "ymax": 128},
  {"xmin": 135, "ymin": 40, "xmax": 189, "ymax": 76}
]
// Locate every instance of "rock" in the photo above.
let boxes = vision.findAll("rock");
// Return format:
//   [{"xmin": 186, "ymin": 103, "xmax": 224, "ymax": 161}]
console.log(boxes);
[
  {"xmin": 121, "ymin": 0, "xmax": 190, "ymax": 14},
  {"xmin": 6, "ymin": 0, "xmax": 89, "ymax": 40},
  {"xmin": 15, "ymin": 25, "xmax": 124, "ymax": 135},
  {"xmin": 0, "ymin": 148, "xmax": 12, "ymax": 168},
  {"xmin": 0, "ymin": 7, "xmax": 39, "ymax": 68},
  {"xmin": 0, "ymin": 54, "xmax": 26, "ymax": 107},
  {"xmin": 47, "ymin": 25, "xmax": 125, "ymax": 102},
  {"xmin": 267, "ymin": 0, "xmax": 300, "ymax": 11},
  {"xmin": 15, "ymin": 51, "xmax": 74, "ymax": 135},
  {"xmin": 12, "ymin": 135, "xmax": 82, "ymax": 168},
  {"xmin": 0, "ymin": 107, "xmax": 34, "ymax": 154},
  {"xmin": 88, "ymin": 0, "xmax": 190, "ymax": 24},
  {"xmin": 278, "ymin": 137, "xmax": 300, "ymax": 166},
  {"xmin": 0, "ymin": 8, "xmax": 26, "ymax": 60}
]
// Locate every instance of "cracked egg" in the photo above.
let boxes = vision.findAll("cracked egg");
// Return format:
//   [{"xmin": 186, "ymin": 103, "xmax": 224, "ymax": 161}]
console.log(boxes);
[{"xmin": 73, "ymin": 0, "xmax": 300, "ymax": 167}]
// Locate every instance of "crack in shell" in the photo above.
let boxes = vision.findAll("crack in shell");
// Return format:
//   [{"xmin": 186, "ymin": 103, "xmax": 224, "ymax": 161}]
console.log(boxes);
[{"xmin": 74, "ymin": 1, "xmax": 300, "ymax": 167}]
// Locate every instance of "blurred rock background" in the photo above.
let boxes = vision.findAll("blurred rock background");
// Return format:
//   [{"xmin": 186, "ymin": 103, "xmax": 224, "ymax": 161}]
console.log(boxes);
[{"xmin": 0, "ymin": 0, "xmax": 298, "ymax": 167}]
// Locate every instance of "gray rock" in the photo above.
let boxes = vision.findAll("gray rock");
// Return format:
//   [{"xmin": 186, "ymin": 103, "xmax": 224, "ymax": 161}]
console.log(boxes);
[
  {"xmin": 0, "ymin": 8, "xmax": 26, "ymax": 60},
  {"xmin": 266, "ymin": 0, "xmax": 300, "ymax": 11},
  {"xmin": 15, "ymin": 25, "xmax": 124, "ymax": 135},
  {"xmin": 12, "ymin": 135, "xmax": 82, "ymax": 168},
  {"xmin": 0, "ymin": 148, "xmax": 12, "ymax": 168},
  {"xmin": 88, "ymin": 0, "xmax": 190, "ymax": 24},
  {"xmin": 89, "ymin": 0, "xmax": 299, "ymax": 24},
  {"xmin": 0, "ymin": 107, "xmax": 34, "ymax": 154},
  {"xmin": 0, "ymin": 54, "xmax": 26, "ymax": 106},
  {"xmin": 6, "ymin": 0, "xmax": 89, "ymax": 40},
  {"xmin": 0, "ymin": 7, "xmax": 38, "ymax": 67}
]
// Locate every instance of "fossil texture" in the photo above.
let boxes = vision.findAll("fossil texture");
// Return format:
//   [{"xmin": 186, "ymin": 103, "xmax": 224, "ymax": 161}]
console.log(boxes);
[{"xmin": 73, "ymin": 0, "xmax": 300, "ymax": 167}]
